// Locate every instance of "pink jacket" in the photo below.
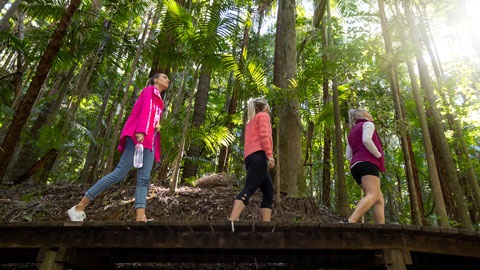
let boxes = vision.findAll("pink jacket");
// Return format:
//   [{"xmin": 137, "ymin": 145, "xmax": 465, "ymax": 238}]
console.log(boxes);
[
  {"xmin": 244, "ymin": 111, "xmax": 273, "ymax": 159},
  {"xmin": 118, "ymin": 86, "xmax": 164, "ymax": 162}
]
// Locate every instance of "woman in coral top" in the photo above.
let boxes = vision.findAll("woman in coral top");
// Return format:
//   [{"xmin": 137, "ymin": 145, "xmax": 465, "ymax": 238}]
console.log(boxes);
[
  {"xmin": 229, "ymin": 97, "xmax": 275, "ymax": 223},
  {"xmin": 67, "ymin": 73, "xmax": 170, "ymax": 222},
  {"xmin": 345, "ymin": 108, "xmax": 385, "ymax": 224}
]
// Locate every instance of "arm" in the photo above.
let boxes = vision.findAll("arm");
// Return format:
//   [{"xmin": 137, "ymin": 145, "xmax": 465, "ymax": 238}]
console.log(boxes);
[
  {"xmin": 134, "ymin": 87, "xmax": 154, "ymax": 140},
  {"xmin": 362, "ymin": 122, "xmax": 382, "ymax": 158},
  {"xmin": 346, "ymin": 141, "xmax": 352, "ymax": 163},
  {"xmin": 257, "ymin": 112, "xmax": 273, "ymax": 159}
]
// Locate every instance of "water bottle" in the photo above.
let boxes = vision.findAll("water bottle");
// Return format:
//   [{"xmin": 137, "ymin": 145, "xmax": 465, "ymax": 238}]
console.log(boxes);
[{"xmin": 133, "ymin": 143, "xmax": 144, "ymax": 168}]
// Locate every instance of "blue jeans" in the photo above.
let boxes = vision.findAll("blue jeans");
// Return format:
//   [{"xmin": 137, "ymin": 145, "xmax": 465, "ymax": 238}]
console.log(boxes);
[{"xmin": 85, "ymin": 137, "xmax": 154, "ymax": 209}]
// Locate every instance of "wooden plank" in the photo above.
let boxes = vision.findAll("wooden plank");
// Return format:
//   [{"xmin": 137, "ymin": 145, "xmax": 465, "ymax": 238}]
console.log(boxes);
[
  {"xmin": 457, "ymin": 228, "xmax": 478, "ymax": 238},
  {"xmin": 1, "ymin": 221, "xmax": 480, "ymax": 268},
  {"xmin": 254, "ymin": 222, "xmax": 277, "ymax": 232},
  {"xmin": 38, "ymin": 248, "xmax": 64, "ymax": 270}
]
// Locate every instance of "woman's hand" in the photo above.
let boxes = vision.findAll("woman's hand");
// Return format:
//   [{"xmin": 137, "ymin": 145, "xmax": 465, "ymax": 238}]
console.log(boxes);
[
  {"xmin": 268, "ymin": 157, "xmax": 275, "ymax": 169},
  {"xmin": 135, "ymin": 133, "xmax": 145, "ymax": 143}
]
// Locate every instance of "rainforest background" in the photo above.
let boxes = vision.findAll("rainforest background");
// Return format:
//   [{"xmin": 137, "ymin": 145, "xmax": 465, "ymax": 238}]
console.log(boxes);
[{"xmin": 0, "ymin": 0, "xmax": 479, "ymax": 229}]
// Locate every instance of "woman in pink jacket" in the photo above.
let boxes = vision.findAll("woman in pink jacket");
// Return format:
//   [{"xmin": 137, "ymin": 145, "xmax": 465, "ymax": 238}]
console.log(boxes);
[
  {"xmin": 229, "ymin": 97, "xmax": 275, "ymax": 223},
  {"xmin": 68, "ymin": 73, "xmax": 169, "ymax": 222}
]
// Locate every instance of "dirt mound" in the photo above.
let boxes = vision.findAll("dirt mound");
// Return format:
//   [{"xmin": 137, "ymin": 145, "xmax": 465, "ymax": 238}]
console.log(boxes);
[
  {"xmin": 0, "ymin": 174, "xmax": 341, "ymax": 223},
  {"xmin": 194, "ymin": 172, "xmax": 234, "ymax": 188}
]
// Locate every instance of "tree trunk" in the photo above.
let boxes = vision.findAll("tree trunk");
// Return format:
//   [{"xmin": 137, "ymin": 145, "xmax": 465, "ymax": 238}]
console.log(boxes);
[
  {"xmin": 0, "ymin": 0, "xmax": 9, "ymax": 10},
  {"xmin": 320, "ymin": 2, "xmax": 348, "ymax": 216},
  {"xmin": 170, "ymin": 71, "xmax": 197, "ymax": 192},
  {"xmin": 106, "ymin": 13, "xmax": 151, "ymax": 172},
  {"xmin": 305, "ymin": 121, "xmax": 314, "ymax": 196},
  {"xmin": 0, "ymin": 0, "xmax": 21, "ymax": 32},
  {"xmin": 60, "ymin": 50, "xmax": 101, "ymax": 140},
  {"xmin": 418, "ymin": 6, "xmax": 480, "ymax": 222},
  {"xmin": 13, "ymin": 10, "xmax": 24, "ymax": 104},
  {"xmin": 0, "ymin": 0, "xmax": 82, "ymax": 182},
  {"xmin": 274, "ymin": 0, "xmax": 305, "ymax": 196},
  {"xmin": 11, "ymin": 76, "xmax": 64, "ymax": 183},
  {"xmin": 217, "ymin": 12, "xmax": 251, "ymax": 173},
  {"xmin": 450, "ymin": 119, "xmax": 480, "ymax": 222},
  {"xmin": 170, "ymin": 71, "xmax": 188, "ymax": 123},
  {"xmin": 378, "ymin": 0, "xmax": 424, "ymax": 225},
  {"xmin": 77, "ymin": 83, "xmax": 113, "ymax": 184},
  {"xmin": 403, "ymin": 0, "xmax": 472, "ymax": 230},
  {"xmin": 182, "ymin": 68, "xmax": 211, "ymax": 180},
  {"xmin": 401, "ymin": 0, "xmax": 451, "ymax": 228},
  {"xmin": 332, "ymin": 81, "xmax": 348, "ymax": 217},
  {"xmin": 147, "ymin": 2, "xmax": 164, "ymax": 40},
  {"xmin": 405, "ymin": 58, "xmax": 450, "ymax": 228},
  {"xmin": 320, "ymin": 20, "xmax": 331, "ymax": 207},
  {"xmin": 217, "ymin": 72, "xmax": 238, "ymax": 173},
  {"xmin": 321, "ymin": 125, "xmax": 332, "ymax": 205}
]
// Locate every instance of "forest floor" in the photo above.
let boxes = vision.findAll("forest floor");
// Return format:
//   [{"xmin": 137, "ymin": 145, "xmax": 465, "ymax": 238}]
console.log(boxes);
[
  {"xmin": 0, "ymin": 173, "xmax": 341, "ymax": 223},
  {"xmin": 0, "ymin": 173, "xmax": 343, "ymax": 269}
]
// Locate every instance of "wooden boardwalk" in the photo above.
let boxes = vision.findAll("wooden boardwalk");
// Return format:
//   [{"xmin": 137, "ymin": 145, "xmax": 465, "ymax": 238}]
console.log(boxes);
[{"xmin": 1, "ymin": 221, "xmax": 479, "ymax": 269}]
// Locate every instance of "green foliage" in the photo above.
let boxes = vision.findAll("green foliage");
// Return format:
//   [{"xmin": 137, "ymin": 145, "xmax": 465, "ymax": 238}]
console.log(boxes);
[
  {"xmin": 21, "ymin": 0, "xmax": 70, "ymax": 22},
  {"xmin": 0, "ymin": 69, "xmax": 16, "ymax": 121},
  {"xmin": 0, "ymin": 31, "xmax": 27, "ymax": 55}
]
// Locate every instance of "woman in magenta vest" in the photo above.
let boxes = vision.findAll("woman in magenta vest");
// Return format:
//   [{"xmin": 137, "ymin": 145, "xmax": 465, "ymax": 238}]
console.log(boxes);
[
  {"xmin": 345, "ymin": 108, "xmax": 385, "ymax": 224},
  {"xmin": 67, "ymin": 73, "xmax": 170, "ymax": 222}
]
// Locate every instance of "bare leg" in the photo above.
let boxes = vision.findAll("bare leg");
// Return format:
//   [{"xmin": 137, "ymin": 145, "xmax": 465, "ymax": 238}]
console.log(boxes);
[
  {"xmin": 348, "ymin": 175, "xmax": 384, "ymax": 224},
  {"xmin": 136, "ymin": 208, "xmax": 148, "ymax": 222},
  {"xmin": 372, "ymin": 191, "xmax": 385, "ymax": 224},
  {"xmin": 260, "ymin": 208, "xmax": 272, "ymax": 222},
  {"xmin": 229, "ymin": 199, "xmax": 245, "ymax": 221},
  {"xmin": 75, "ymin": 196, "xmax": 90, "ymax": 211}
]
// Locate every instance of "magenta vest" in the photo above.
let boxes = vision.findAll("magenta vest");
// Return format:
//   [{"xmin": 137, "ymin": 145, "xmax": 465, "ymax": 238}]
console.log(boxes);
[{"xmin": 348, "ymin": 119, "xmax": 385, "ymax": 172}]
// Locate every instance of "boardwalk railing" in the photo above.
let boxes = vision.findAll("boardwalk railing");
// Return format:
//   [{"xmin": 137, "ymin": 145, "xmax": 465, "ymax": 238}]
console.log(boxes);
[{"xmin": 1, "ymin": 221, "xmax": 479, "ymax": 269}]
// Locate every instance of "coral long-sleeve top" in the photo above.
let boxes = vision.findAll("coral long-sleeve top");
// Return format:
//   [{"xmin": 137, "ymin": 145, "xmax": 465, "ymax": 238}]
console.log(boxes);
[{"xmin": 244, "ymin": 111, "xmax": 273, "ymax": 159}]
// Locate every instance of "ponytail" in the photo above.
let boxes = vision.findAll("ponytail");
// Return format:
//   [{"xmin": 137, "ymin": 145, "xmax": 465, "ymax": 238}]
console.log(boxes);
[
  {"xmin": 247, "ymin": 97, "xmax": 269, "ymax": 123},
  {"xmin": 247, "ymin": 98, "xmax": 255, "ymax": 122},
  {"xmin": 145, "ymin": 73, "xmax": 162, "ymax": 87}
]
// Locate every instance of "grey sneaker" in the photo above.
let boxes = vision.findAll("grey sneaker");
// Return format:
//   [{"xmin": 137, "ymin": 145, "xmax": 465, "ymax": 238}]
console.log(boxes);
[{"xmin": 67, "ymin": 206, "xmax": 86, "ymax": 221}]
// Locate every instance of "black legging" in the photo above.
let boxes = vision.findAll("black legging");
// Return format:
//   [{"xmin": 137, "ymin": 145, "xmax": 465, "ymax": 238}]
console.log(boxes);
[{"xmin": 235, "ymin": 150, "xmax": 274, "ymax": 209}]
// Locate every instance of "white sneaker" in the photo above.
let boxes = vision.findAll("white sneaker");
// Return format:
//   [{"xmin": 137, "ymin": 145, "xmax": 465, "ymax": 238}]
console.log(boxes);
[{"xmin": 67, "ymin": 206, "xmax": 86, "ymax": 221}]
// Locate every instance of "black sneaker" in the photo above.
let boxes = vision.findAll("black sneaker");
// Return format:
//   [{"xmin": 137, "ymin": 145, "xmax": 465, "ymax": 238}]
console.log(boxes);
[{"xmin": 340, "ymin": 219, "xmax": 349, "ymax": 224}]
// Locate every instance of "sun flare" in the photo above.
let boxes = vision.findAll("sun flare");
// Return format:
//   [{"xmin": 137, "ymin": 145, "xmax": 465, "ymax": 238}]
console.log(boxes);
[{"xmin": 432, "ymin": 0, "xmax": 480, "ymax": 63}]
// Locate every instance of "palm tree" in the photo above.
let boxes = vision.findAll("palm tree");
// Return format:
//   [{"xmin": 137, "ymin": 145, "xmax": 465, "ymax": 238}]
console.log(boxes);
[
  {"xmin": 181, "ymin": 0, "xmax": 241, "ymax": 180},
  {"xmin": 0, "ymin": 0, "xmax": 82, "ymax": 181}
]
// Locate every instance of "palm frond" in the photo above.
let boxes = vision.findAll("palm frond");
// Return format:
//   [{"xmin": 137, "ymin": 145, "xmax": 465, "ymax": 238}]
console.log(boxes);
[
  {"xmin": 0, "ymin": 32, "xmax": 27, "ymax": 54},
  {"xmin": 196, "ymin": 125, "xmax": 236, "ymax": 154},
  {"xmin": 21, "ymin": 0, "xmax": 71, "ymax": 22}
]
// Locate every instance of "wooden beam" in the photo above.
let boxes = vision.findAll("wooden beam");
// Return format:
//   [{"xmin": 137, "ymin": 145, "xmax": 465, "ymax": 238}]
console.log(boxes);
[
  {"xmin": 38, "ymin": 248, "xmax": 64, "ymax": 270},
  {"xmin": 1, "ymin": 221, "xmax": 479, "ymax": 269},
  {"xmin": 383, "ymin": 249, "xmax": 412, "ymax": 270}
]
